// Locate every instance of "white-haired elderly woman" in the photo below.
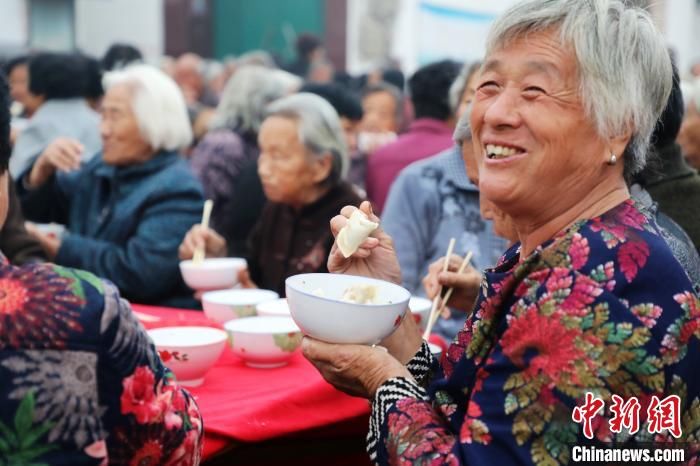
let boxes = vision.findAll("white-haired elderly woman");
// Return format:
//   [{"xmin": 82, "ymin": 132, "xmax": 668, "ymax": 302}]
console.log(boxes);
[
  {"xmin": 19, "ymin": 64, "xmax": 204, "ymax": 307},
  {"xmin": 180, "ymin": 93, "xmax": 362, "ymax": 295},
  {"xmin": 188, "ymin": 65, "xmax": 301, "ymax": 255},
  {"xmin": 302, "ymin": 1, "xmax": 700, "ymax": 464}
]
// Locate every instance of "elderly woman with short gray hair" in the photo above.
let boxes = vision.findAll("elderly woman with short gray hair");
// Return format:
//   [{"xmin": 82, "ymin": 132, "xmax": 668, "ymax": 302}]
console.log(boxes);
[
  {"xmin": 189, "ymin": 65, "xmax": 301, "ymax": 251},
  {"xmin": 180, "ymin": 93, "xmax": 362, "ymax": 295},
  {"xmin": 301, "ymin": 1, "xmax": 700, "ymax": 464},
  {"xmin": 20, "ymin": 64, "xmax": 204, "ymax": 307}
]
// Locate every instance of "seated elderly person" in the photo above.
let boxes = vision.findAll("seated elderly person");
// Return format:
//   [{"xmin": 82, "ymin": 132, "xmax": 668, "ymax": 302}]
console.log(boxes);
[
  {"xmin": 189, "ymin": 65, "xmax": 300, "ymax": 256},
  {"xmin": 18, "ymin": 65, "xmax": 204, "ymax": 307},
  {"xmin": 382, "ymin": 61, "xmax": 508, "ymax": 339},
  {"xmin": 302, "ymin": 1, "xmax": 700, "ymax": 465},
  {"xmin": 179, "ymin": 93, "xmax": 361, "ymax": 295},
  {"xmin": 0, "ymin": 74, "xmax": 202, "ymax": 465},
  {"xmin": 10, "ymin": 52, "xmax": 102, "ymax": 179}
]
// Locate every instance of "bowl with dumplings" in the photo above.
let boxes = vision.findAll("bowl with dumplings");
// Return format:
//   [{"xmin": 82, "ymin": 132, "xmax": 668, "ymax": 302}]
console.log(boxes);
[{"xmin": 285, "ymin": 273, "xmax": 411, "ymax": 345}]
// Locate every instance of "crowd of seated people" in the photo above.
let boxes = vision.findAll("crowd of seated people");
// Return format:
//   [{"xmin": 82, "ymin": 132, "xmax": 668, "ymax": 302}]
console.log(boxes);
[{"xmin": 1, "ymin": 15, "xmax": 700, "ymax": 462}]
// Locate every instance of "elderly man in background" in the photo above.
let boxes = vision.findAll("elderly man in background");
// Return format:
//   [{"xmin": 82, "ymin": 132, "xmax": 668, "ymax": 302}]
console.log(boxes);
[
  {"xmin": 10, "ymin": 52, "xmax": 102, "ymax": 178},
  {"xmin": 19, "ymin": 64, "xmax": 204, "ymax": 307},
  {"xmin": 366, "ymin": 60, "xmax": 460, "ymax": 212},
  {"xmin": 382, "ymin": 61, "xmax": 508, "ymax": 340},
  {"xmin": 0, "ymin": 73, "xmax": 202, "ymax": 466},
  {"xmin": 303, "ymin": 1, "xmax": 700, "ymax": 464}
]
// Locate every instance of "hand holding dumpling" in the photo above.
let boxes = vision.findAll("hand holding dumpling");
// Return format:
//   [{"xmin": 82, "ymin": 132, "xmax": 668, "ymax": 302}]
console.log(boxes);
[{"xmin": 328, "ymin": 201, "xmax": 401, "ymax": 285}]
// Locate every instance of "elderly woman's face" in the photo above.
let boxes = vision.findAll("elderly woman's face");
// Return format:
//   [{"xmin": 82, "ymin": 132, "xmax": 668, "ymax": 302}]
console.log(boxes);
[
  {"xmin": 100, "ymin": 84, "xmax": 153, "ymax": 166},
  {"xmin": 257, "ymin": 116, "xmax": 332, "ymax": 208},
  {"xmin": 470, "ymin": 30, "xmax": 614, "ymax": 219}
]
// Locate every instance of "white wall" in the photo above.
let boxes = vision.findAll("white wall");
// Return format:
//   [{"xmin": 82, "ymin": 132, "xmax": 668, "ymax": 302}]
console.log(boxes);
[
  {"xmin": 346, "ymin": 0, "xmax": 519, "ymax": 75},
  {"xmin": 75, "ymin": 0, "xmax": 163, "ymax": 63},
  {"xmin": 663, "ymin": 0, "xmax": 697, "ymax": 75},
  {"xmin": 0, "ymin": 0, "xmax": 28, "ymax": 48}
]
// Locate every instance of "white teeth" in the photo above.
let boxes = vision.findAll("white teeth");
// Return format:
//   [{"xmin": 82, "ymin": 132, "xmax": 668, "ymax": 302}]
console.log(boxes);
[{"xmin": 485, "ymin": 144, "xmax": 521, "ymax": 159}]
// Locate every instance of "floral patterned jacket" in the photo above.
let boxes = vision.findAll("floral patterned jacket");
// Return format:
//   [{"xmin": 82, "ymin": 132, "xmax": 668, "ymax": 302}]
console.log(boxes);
[
  {"xmin": 369, "ymin": 200, "xmax": 700, "ymax": 465},
  {"xmin": 0, "ymin": 258, "xmax": 202, "ymax": 465}
]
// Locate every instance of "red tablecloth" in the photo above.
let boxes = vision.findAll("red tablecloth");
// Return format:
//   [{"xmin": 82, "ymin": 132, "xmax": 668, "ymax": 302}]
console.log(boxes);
[{"xmin": 131, "ymin": 304, "xmax": 370, "ymax": 461}]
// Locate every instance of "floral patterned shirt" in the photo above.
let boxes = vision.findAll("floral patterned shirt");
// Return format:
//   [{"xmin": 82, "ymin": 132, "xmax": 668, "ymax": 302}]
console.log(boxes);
[
  {"xmin": 0, "ymin": 258, "xmax": 202, "ymax": 465},
  {"xmin": 369, "ymin": 200, "xmax": 700, "ymax": 465}
]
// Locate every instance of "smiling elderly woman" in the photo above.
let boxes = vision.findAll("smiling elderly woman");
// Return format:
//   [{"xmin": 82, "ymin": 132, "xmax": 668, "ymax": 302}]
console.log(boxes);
[
  {"xmin": 302, "ymin": 1, "xmax": 700, "ymax": 465},
  {"xmin": 19, "ymin": 65, "xmax": 204, "ymax": 306}
]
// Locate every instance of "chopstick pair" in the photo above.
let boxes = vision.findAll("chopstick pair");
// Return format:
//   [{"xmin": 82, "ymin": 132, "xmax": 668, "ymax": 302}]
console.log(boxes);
[
  {"xmin": 192, "ymin": 199, "xmax": 214, "ymax": 264},
  {"xmin": 422, "ymin": 241, "xmax": 473, "ymax": 340}
]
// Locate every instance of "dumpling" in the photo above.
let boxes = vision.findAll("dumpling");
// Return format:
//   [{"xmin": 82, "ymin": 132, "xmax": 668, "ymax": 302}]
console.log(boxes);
[
  {"xmin": 336, "ymin": 210, "xmax": 379, "ymax": 258},
  {"xmin": 341, "ymin": 284, "xmax": 378, "ymax": 304}
]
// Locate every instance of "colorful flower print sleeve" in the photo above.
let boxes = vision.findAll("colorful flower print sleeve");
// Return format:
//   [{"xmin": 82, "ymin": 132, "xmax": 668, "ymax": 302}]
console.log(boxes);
[
  {"xmin": 368, "ymin": 200, "xmax": 700, "ymax": 465},
  {"xmin": 0, "ymin": 259, "xmax": 202, "ymax": 465}
]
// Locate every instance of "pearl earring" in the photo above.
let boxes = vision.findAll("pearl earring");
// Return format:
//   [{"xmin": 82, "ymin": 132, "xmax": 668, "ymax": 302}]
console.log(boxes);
[{"xmin": 608, "ymin": 153, "xmax": 617, "ymax": 165}]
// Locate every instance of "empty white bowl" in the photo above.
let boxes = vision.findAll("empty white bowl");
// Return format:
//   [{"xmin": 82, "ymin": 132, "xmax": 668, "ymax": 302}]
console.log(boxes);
[
  {"xmin": 256, "ymin": 298, "xmax": 290, "ymax": 317},
  {"xmin": 179, "ymin": 258, "xmax": 247, "ymax": 291},
  {"xmin": 285, "ymin": 273, "xmax": 411, "ymax": 345},
  {"xmin": 409, "ymin": 297, "xmax": 432, "ymax": 333},
  {"xmin": 224, "ymin": 316, "xmax": 302, "ymax": 368},
  {"xmin": 202, "ymin": 289, "xmax": 279, "ymax": 324},
  {"xmin": 148, "ymin": 326, "xmax": 228, "ymax": 386}
]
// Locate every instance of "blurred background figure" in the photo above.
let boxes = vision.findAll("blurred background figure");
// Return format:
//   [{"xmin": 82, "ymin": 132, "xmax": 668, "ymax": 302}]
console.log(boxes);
[
  {"xmin": 18, "ymin": 64, "xmax": 203, "ymax": 307},
  {"xmin": 680, "ymin": 77, "xmax": 700, "ymax": 170},
  {"xmin": 285, "ymin": 33, "xmax": 325, "ymax": 78},
  {"xmin": 189, "ymin": 65, "xmax": 301, "ymax": 256},
  {"xmin": 4, "ymin": 55, "xmax": 42, "ymax": 121},
  {"xmin": 382, "ymin": 64, "xmax": 509, "ymax": 340},
  {"xmin": 366, "ymin": 59, "xmax": 461, "ymax": 212},
  {"xmin": 10, "ymin": 52, "xmax": 101, "ymax": 179},
  {"xmin": 638, "ymin": 64, "xmax": 700, "ymax": 253},
  {"xmin": 179, "ymin": 93, "xmax": 361, "ymax": 296},
  {"xmin": 101, "ymin": 42, "xmax": 143, "ymax": 71}
]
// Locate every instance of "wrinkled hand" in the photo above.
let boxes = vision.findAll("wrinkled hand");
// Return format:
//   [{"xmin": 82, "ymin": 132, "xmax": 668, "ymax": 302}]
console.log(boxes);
[
  {"xmin": 302, "ymin": 337, "xmax": 412, "ymax": 398},
  {"xmin": 25, "ymin": 222, "xmax": 61, "ymax": 260},
  {"xmin": 328, "ymin": 201, "xmax": 401, "ymax": 285},
  {"xmin": 422, "ymin": 254, "xmax": 482, "ymax": 313},
  {"xmin": 28, "ymin": 138, "xmax": 83, "ymax": 188},
  {"xmin": 178, "ymin": 224, "xmax": 228, "ymax": 260}
]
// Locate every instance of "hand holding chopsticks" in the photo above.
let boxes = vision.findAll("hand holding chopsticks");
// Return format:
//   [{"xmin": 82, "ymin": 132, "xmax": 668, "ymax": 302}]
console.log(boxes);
[
  {"xmin": 192, "ymin": 199, "xmax": 214, "ymax": 264},
  {"xmin": 422, "ymin": 247, "xmax": 474, "ymax": 340}
]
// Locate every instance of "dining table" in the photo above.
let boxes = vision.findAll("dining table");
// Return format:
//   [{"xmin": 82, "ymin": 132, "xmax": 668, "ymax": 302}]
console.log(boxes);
[{"xmin": 131, "ymin": 303, "xmax": 375, "ymax": 465}]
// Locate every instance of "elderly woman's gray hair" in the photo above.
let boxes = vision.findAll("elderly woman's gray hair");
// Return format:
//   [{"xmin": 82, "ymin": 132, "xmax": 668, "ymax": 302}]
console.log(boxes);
[
  {"xmin": 448, "ymin": 62, "xmax": 482, "ymax": 115},
  {"xmin": 266, "ymin": 92, "xmax": 349, "ymax": 184},
  {"xmin": 488, "ymin": 0, "xmax": 672, "ymax": 177},
  {"xmin": 210, "ymin": 65, "xmax": 302, "ymax": 134},
  {"xmin": 103, "ymin": 64, "xmax": 193, "ymax": 151}
]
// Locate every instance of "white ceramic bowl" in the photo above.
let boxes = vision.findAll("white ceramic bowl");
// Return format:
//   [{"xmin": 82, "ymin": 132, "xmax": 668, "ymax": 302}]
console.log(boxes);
[
  {"xmin": 179, "ymin": 258, "xmax": 247, "ymax": 291},
  {"xmin": 201, "ymin": 289, "xmax": 279, "ymax": 324},
  {"xmin": 148, "ymin": 326, "xmax": 228, "ymax": 386},
  {"xmin": 256, "ymin": 298, "xmax": 290, "ymax": 317},
  {"xmin": 409, "ymin": 297, "xmax": 432, "ymax": 333},
  {"xmin": 285, "ymin": 273, "xmax": 411, "ymax": 345},
  {"xmin": 224, "ymin": 316, "xmax": 302, "ymax": 368}
]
